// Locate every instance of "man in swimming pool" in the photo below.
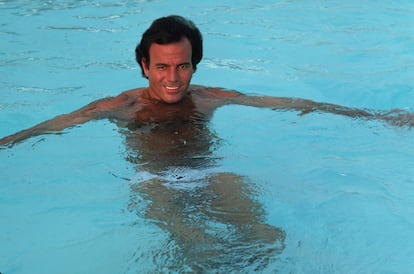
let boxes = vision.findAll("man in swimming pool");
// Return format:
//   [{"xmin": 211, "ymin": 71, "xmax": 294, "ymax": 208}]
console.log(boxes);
[
  {"xmin": 2, "ymin": 15, "xmax": 413, "ymax": 270},
  {"xmin": 0, "ymin": 14, "xmax": 412, "ymax": 148}
]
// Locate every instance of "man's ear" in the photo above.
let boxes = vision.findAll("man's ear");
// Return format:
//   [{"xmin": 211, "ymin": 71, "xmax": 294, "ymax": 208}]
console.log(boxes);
[{"xmin": 141, "ymin": 58, "xmax": 149, "ymax": 77}]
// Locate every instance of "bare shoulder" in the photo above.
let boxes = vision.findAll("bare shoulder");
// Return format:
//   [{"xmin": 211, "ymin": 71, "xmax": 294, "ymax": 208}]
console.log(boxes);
[
  {"xmin": 188, "ymin": 85, "xmax": 244, "ymax": 112},
  {"xmin": 122, "ymin": 87, "xmax": 146, "ymax": 98},
  {"xmin": 95, "ymin": 88, "xmax": 145, "ymax": 111}
]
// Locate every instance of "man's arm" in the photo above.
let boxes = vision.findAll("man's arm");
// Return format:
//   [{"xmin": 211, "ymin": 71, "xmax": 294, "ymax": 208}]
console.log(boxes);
[
  {"xmin": 232, "ymin": 94, "xmax": 375, "ymax": 118},
  {"xmin": 212, "ymin": 89, "xmax": 414, "ymax": 127},
  {"xmin": 0, "ymin": 94, "xmax": 129, "ymax": 148}
]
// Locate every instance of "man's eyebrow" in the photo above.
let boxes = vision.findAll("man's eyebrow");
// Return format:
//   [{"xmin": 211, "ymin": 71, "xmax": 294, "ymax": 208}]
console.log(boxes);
[{"xmin": 154, "ymin": 62, "xmax": 191, "ymax": 66}]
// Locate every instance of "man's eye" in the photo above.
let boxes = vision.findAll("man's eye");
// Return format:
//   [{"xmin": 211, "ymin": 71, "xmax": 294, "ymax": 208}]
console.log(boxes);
[
  {"xmin": 178, "ymin": 64, "xmax": 191, "ymax": 70},
  {"xmin": 156, "ymin": 65, "xmax": 167, "ymax": 70}
]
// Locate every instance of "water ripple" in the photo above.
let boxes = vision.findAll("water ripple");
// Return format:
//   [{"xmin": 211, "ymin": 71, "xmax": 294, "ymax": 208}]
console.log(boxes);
[
  {"xmin": 203, "ymin": 58, "xmax": 267, "ymax": 72},
  {"xmin": 14, "ymin": 85, "xmax": 83, "ymax": 94},
  {"xmin": 42, "ymin": 25, "xmax": 127, "ymax": 33}
]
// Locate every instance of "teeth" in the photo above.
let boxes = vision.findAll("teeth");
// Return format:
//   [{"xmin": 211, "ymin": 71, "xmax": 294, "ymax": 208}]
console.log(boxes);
[{"xmin": 166, "ymin": 86, "xmax": 178, "ymax": 90}]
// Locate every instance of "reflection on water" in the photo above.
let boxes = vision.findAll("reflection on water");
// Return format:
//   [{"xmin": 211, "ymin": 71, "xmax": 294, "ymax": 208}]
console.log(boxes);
[{"xmin": 122, "ymin": 109, "xmax": 286, "ymax": 271}]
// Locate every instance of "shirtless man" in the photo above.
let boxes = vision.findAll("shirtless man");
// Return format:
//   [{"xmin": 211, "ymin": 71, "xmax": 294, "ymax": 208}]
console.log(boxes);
[{"xmin": 1, "ymin": 15, "xmax": 410, "ymax": 148}]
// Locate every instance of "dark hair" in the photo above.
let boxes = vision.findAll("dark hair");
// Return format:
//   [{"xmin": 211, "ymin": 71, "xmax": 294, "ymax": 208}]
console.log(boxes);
[{"xmin": 135, "ymin": 15, "xmax": 203, "ymax": 78}]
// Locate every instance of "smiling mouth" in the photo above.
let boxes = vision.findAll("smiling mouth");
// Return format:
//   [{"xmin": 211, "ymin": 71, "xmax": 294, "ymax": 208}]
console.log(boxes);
[{"xmin": 165, "ymin": 86, "xmax": 179, "ymax": 92}]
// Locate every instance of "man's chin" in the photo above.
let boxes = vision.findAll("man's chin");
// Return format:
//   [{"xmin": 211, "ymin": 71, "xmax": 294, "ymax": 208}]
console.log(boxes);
[{"xmin": 162, "ymin": 93, "xmax": 185, "ymax": 104}]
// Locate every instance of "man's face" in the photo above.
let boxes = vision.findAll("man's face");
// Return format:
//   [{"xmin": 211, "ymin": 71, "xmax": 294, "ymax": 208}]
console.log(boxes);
[{"xmin": 142, "ymin": 38, "xmax": 194, "ymax": 104}]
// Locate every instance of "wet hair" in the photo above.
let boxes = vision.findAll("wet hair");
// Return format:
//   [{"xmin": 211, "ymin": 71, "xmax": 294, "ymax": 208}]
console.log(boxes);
[{"xmin": 135, "ymin": 15, "xmax": 203, "ymax": 78}]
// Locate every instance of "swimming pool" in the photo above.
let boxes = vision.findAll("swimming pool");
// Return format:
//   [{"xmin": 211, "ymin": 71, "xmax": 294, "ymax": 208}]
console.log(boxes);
[{"xmin": 1, "ymin": 1, "xmax": 414, "ymax": 273}]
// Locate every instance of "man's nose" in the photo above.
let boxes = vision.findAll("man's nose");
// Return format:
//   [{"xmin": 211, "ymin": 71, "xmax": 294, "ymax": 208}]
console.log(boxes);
[{"xmin": 167, "ymin": 68, "xmax": 179, "ymax": 81}]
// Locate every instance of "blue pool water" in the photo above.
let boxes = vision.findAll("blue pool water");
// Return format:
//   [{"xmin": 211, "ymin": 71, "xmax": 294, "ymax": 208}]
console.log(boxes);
[{"xmin": 1, "ymin": 1, "xmax": 414, "ymax": 273}]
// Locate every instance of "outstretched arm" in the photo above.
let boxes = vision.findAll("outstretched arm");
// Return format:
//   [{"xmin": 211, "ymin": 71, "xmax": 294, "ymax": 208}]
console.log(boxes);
[
  {"xmin": 215, "ymin": 89, "xmax": 414, "ymax": 127},
  {"xmin": 233, "ymin": 94, "xmax": 375, "ymax": 118},
  {"xmin": 0, "ymin": 94, "xmax": 129, "ymax": 148}
]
